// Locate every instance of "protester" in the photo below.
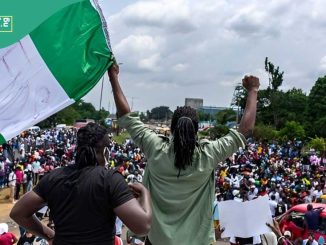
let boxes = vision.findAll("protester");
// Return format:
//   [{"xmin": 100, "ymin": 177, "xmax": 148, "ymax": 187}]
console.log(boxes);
[
  {"xmin": 14, "ymin": 166, "xmax": 24, "ymax": 201},
  {"xmin": 10, "ymin": 123, "xmax": 152, "ymax": 245},
  {"xmin": 8, "ymin": 168, "xmax": 16, "ymax": 203},
  {"xmin": 0, "ymin": 223, "xmax": 18, "ymax": 245},
  {"xmin": 17, "ymin": 230, "xmax": 36, "ymax": 245},
  {"xmin": 108, "ymin": 61, "xmax": 259, "ymax": 245},
  {"xmin": 303, "ymin": 233, "xmax": 319, "ymax": 245},
  {"xmin": 305, "ymin": 204, "xmax": 324, "ymax": 231}
]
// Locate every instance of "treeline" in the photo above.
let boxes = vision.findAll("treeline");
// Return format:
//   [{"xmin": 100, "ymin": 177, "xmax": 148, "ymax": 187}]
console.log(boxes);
[{"xmin": 37, "ymin": 100, "xmax": 109, "ymax": 128}]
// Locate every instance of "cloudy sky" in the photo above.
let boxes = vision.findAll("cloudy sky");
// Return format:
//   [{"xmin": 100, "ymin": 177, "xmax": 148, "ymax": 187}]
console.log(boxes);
[{"xmin": 84, "ymin": 0, "xmax": 326, "ymax": 113}]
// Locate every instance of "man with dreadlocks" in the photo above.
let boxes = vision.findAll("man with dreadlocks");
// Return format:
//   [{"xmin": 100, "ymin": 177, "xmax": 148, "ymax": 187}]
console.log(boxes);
[
  {"xmin": 10, "ymin": 123, "xmax": 152, "ymax": 245},
  {"xmin": 108, "ymin": 63, "xmax": 260, "ymax": 245}
]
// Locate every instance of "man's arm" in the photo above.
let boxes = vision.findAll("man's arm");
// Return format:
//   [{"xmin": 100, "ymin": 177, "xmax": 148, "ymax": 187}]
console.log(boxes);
[
  {"xmin": 108, "ymin": 64, "xmax": 131, "ymax": 117},
  {"xmin": 238, "ymin": 76, "xmax": 260, "ymax": 138}
]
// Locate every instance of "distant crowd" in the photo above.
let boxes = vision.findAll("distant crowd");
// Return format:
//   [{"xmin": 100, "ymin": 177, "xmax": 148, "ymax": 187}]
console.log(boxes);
[{"xmin": 0, "ymin": 126, "xmax": 325, "ymax": 244}]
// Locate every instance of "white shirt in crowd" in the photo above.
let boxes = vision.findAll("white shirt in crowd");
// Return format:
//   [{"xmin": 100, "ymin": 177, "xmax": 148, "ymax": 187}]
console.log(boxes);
[
  {"xmin": 313, "ymin": 189, "xmax": 323, "ymax": 199},
  {"xmin": 269, "ymin": 200, "xmax": 278, "ymax": 217},
  {"xmin": 8, "ymin": 171, "xmax": 16, "ymax": 187}
]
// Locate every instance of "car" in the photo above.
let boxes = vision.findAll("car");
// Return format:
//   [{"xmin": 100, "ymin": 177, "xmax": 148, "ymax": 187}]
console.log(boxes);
[{"xmin": 279, "ymin": 203, "xmax": 326, "ymax": 240}]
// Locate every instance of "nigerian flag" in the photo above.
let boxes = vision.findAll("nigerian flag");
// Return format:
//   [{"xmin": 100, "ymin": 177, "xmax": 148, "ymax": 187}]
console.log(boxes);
[{"xmin": 0, "ymin": 0, "xmax": 114, "ymax": 144}]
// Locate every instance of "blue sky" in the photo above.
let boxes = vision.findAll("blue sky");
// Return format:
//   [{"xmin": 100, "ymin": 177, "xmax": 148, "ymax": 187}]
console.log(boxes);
[{"xmin": 84, "ymin": 0, "xmax": 326, "ymax": 113}]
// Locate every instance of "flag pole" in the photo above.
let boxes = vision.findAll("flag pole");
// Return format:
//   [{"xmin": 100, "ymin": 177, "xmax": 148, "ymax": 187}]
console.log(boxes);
[{"xmin": 99, "ymin": 76, "xmax": 104, "ymax": 111}]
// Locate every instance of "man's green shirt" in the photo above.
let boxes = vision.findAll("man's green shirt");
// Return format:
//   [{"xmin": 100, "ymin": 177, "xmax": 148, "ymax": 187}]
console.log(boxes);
[{"xmin": 119, "ymin": 114, "xmax": 246, "ymax": 245}]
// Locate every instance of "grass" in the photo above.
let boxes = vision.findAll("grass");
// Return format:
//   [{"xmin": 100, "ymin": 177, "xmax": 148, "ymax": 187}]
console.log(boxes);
[{"xmin": 113, "ymin": 131, "xmax": 131, "ymax": 144}]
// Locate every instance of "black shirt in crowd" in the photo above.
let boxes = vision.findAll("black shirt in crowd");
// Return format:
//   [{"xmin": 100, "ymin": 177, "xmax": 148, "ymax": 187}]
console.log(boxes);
[{"xmin": 34, "ymin": 165, "xmax": 134, "ymax": 245}]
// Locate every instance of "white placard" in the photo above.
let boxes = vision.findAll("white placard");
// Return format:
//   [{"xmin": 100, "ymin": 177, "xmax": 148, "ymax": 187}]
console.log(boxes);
[{"xmin": 218, "ymin": 195, "xmax": 273, "ymax": 238}]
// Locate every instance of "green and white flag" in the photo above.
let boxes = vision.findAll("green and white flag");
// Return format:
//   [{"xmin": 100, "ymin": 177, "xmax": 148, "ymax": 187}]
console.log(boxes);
[{"xmin": 0, "ymin": 0, "xmax": 114, "ymax": 144}]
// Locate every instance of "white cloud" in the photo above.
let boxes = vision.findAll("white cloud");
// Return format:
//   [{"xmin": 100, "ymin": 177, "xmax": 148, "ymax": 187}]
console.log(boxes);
[
  {"xmin": 173, "ymin": 63, "xmax": 188, "ymax": 72},
  {"xmin": 113, "ymin": 0, "xmax": 196, "ymax": 34},
  {"xmin": 320, "ymin": 56, "xmax": 326, "ymax": 71},
  {"xmin": 138, "ymin": 53, "xmax": 161, "ymax": 72},
  {"xmin": 84, "ymin": 0, "xmax": 326, "ymax": 112}
]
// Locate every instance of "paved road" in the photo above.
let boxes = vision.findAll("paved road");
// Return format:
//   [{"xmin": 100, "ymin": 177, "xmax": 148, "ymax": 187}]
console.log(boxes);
[{"xmin": 0, "ymin": 187, "xmax": 229, "ymax": 244}]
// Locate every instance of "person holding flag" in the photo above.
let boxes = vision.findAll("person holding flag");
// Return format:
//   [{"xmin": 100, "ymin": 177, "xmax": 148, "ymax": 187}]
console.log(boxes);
[{"xmin": 108, "ymin": 63, "xmax": 260, "ymax": 245}]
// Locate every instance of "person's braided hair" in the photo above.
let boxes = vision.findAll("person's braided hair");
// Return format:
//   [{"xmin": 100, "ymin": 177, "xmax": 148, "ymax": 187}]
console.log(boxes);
[
  {"xmin": 171, "ymin": 106, "xmax": 199, "ymax": 177},
  {"xmin": 76, "ymin": 122, "xmax": 108, "ymax": 169}
]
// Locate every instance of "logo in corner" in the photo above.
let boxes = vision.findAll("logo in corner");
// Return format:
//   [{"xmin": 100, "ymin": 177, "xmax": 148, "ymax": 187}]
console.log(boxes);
[{"xmin": 0, "ymin": 16, "xmax": 13, "ymax": 32}]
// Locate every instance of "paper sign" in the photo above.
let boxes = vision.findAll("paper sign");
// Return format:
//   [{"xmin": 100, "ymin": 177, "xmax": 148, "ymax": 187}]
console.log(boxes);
[{"xmin": 218, "ymin": 196, "xmax": 273, "ymax": 238}]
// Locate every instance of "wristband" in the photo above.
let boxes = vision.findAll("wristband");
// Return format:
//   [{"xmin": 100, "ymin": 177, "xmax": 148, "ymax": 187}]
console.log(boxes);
[{"xmin": 277, "ymin": 236, "xmax": 285, "ymax": 244}]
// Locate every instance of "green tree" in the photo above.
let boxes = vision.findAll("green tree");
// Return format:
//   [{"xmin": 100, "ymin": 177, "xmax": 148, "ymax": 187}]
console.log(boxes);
[
  {"xmin": 264, "ymin": 57, "xmax": 284, "ymax": 128},
  {"xmin": 198, "ymin": 110, "xmax": 210, "ymax": 121},
  {"xmin": 253, "ymin": 124, "xmax": 278, "ymax": 141},
  {"xmin": 283, "ymin": 88, "xmax": 307, "ymax": 124},
  {"xmin": 216, "ymin": 109, "xmax": 236, "ymax": 125},
  {"xmin": 265, "ymin": 57, "xmax": 284, "ymax": 91},
  {"xmin": 308, "ymin": 137, "xmax": 326, "ymax": 154},
  {"xmin": 279, "ymin": 121, "xmax": 305, "ymax": 140},
  {"xmin": 208, "ymin": 125, "xmax": 229, "ymax": 139},
  {"xmin": 37, "ymin": 99, "xmax": 109, "ymax": 128},
  {"xmin": 306, "ymin": 76, "xmax": 326, "ymax": 137},
  {"xmin": 149, "ymin": 106, "xmax": 173, "ymax": 121}
]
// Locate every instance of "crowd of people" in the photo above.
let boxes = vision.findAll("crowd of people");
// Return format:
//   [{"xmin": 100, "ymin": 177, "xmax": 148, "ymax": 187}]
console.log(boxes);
[
  {"xmin": 0, "ymin": 120, "xmax": 325, "ymax": 245},
  {"xmin": 0, "ymin": 69, "xmax": 325, "ymax": 245},
  {"xmin": 213, "ymin": 139, "xmax": 325, "ymax": 244}
]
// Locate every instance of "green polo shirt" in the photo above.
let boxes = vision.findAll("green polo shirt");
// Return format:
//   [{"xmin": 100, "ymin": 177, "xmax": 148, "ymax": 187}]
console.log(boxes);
[{"xmin": 119, "ymin": 114, "xmax": 246, "ymax": 245}]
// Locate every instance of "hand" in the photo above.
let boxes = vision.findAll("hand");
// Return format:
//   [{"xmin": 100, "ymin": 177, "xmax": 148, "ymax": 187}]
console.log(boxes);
[
  {"xmin": 242, "ymin": 75, "xmax": 260, "ymax": 92},
  {"xmin": 266, "ymin": 219, "xmax": 282, "ymax": 237},
  {"xmin": 129, "ymin": 182, "xmax": 147, "ymax": 199},
  {"xmin": 108, "ymin": 63, "xmax": 119, "ymax": 80}
]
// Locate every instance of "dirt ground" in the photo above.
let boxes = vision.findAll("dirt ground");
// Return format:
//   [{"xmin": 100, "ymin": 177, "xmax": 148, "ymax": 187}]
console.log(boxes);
[{"xmin": 0, "ymin": 187, "xmax": 20, "ymax": 237}]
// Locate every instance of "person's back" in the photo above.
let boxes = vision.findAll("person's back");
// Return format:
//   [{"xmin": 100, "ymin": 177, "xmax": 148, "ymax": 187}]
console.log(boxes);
[
  {"xmin": 305, "ymin": 204, "xmax": 323, "ymax": 231},
  {"xmin": 109, "ymin": 64, "xmax": 260, "ymax": 245},
  {"xmin": 10, "ymin": 122, "xmax": 152, "ymax": 245},
  {"xmin": 119, "ymin": 107, "xmax": 247, "ymax": 244},
  {"xmin": 34, "ymin": 165, "xmax": 128, "ymax": 244}
]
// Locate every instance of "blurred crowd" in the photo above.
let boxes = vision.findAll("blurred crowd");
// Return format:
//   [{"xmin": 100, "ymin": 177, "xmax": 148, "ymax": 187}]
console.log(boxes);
[{"xmin": 0, "ymin": 127, "xmax": 325, "ymax": 244}]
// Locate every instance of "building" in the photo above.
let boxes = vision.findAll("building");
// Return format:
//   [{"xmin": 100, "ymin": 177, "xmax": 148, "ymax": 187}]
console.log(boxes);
[
  {"xmin": 185, "ymin": 98, "xmax": 203, "ymax": 109},
  {"xmin": 198, "ymin": 106, "xmax": 231, "ymax": 115}
]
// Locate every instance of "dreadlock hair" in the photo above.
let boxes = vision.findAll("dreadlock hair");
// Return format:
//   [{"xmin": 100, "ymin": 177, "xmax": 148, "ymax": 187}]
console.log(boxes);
[
  {"xmin": 171, "ymin": 106, "xmax": 199, "ymax": 177},
  {"xmin": 76, "ymin": 122, "xmax": 108, "ymax": 169}
]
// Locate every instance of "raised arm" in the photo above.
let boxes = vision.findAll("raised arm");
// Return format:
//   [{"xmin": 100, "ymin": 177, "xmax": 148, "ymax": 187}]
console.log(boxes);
[
  {"xmin": 108, "ymin": 64, "xmax": 131, "ymax": 117},
  {"xmin": 238, "ymin": 75, "xmax": 260, "ymax": 138}
]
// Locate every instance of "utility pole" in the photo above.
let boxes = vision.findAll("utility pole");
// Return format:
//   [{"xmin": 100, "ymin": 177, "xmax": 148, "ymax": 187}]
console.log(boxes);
[{"xmin": 231, "ymin": 83, "xmax": 243, "ymax": 128}]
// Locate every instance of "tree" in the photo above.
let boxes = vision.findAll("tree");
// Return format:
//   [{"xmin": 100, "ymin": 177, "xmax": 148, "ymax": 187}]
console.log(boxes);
[
  {"xmin": 37, "ymin": 99, "xmax": 109, "ymax": 128},
  {"xmin": 216, "ymin": 109, "xmax": 236, "ymax": 125},
  {"xmin": 265, "ymin": 57, "xmax": 284, "ymax": 91},
  {"xmin": 308, "ymin": 137, "xmax": 325, "ymax": 154},
  {"xmin": 254, "ymin": 124, "xmax": 278, "ymax": 141},
  {"xmin": 148, "ymin": 106, "xmax": 173, "ymax": 121},
  {"xmin": 283, "ymin": 88, "xmax": 307, "ymax": 124},
  {"xmin": 198, "ymin": 110, "xmax": 210, "ymax": 121},
  {"xmin": 208, "ymin": 125, "xmax": 229, "ymax": 139},
  {"xmin": 264, "ymin": 57, "xmax": 285, "ymax": 128},
  {"xmin": 306, "ymin": 76, "xmax": 326, "ymax": 137},
  {"xmin": 279, "ymin": 121, "xmax": 305, "ymax": 140}
]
